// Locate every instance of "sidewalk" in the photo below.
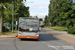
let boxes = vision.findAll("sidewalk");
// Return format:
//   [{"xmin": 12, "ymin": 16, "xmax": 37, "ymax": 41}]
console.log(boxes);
[
  {"xmin": 42, "ymin": 28, "xmax": 75, "ymax": 45},
  {"xmin": 0, "ymin": 33, "xmax": 17, "ymax": 38}
]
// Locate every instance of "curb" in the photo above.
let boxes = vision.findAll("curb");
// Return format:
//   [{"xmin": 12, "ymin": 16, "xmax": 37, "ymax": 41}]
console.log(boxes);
[{"xmin": 0, "ymin": 36, "xmax": 17, "ymax": 38}]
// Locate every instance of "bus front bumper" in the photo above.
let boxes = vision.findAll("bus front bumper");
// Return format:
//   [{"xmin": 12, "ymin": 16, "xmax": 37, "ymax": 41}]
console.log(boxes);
[{"xmin": 18, "ymin": 36, "xmax": 39, "ymax": 39}]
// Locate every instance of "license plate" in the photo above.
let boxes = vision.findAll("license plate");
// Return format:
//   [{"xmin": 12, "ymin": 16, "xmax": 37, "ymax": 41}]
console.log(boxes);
[{"xmin": 27, "ymin": 37, "xmax": 30, "ymax": 38}]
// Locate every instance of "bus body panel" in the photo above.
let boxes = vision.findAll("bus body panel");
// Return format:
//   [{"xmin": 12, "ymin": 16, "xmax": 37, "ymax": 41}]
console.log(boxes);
[
  {"xmin": 18, "ymin": 17, "xmax": 39, "ymax": 40},
  {"xmin": 18, "ymin": 31, "xmax": 39, "ymax": 36},
  {"xmin": 18, "ymin": 31, "xmax": 39, "ymax": 39}
]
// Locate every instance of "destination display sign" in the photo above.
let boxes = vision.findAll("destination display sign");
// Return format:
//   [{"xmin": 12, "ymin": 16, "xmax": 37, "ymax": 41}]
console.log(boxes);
[{"xmin": 20, "ymin": 18, "xmax": 39, "ymax": 24}]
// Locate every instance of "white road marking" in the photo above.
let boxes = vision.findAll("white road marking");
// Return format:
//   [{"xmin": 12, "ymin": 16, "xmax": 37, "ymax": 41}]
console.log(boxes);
[
  {"xmin": 40, "ymin": 40, "xmax": 59, "ymax": 50},
  {"xmin": 47, "ymin": 44, "xmax": 59, "ymax": 50}
]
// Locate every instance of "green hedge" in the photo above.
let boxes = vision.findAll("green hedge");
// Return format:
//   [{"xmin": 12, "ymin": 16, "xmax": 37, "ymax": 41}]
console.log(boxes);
[{"xmin": 67, "ymin": 26, "xmax": 75, "ymax": 34}]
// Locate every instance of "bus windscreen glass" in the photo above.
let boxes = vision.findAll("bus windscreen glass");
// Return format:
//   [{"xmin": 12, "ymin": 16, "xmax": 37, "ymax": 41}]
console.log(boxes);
[{"xmin": 19, "ymin": 18, "xmax": 39, "ymax": 32}]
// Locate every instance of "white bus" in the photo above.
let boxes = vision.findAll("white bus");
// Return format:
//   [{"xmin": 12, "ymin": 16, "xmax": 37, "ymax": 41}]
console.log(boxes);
[{"xmin": 18, "ymin": 17, "xmax": 40, "ymax": 40}]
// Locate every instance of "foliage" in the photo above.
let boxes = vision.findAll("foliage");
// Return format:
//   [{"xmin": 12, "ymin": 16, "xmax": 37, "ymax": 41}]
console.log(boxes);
[
  {"xmin": 67, "ymin": 26, "xmax": 75, "ymax": 34},
  {"xmin": 44, "ymin": 0, "xmax": 75, "ymax": 34},
  {"xmin": 39, "ymin": 18, "xmax": 43, "ymax": 21},
  {"xmin": 0, "ymin": 0, "xmax": 29, "ymax": 32},
  {"xmin": 46, "ymin": 0, "xmax": 75, "ymax": 28},
  {"xmin": 44, "ymin": 15, "xmax": 49, "ymax": 26},
  {"xmin": 3, "ymin": 26, "xmax": 9, "ymax": 32},
  {"xmin": 46, "ymin": 26, "xmax": 67, "ymax": 31},
  {"xmin": 0, "ymin": 0, "xmax": 29, "ymax": 23}
]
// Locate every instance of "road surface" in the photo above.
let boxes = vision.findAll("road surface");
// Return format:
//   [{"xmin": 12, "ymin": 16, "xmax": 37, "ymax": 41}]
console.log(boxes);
[{"xmin": 0, "ymin": 30, "xmax": 75, "ymax": 50}]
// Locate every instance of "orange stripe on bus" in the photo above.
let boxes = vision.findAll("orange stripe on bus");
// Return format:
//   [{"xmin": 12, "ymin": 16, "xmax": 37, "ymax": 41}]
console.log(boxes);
[{"xmin": 18, "ymin": 36, "xmax": 39, "ymax": 39}]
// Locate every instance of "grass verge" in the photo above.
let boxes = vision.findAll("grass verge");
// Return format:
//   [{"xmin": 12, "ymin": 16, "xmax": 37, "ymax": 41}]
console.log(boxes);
[
  {"xmin": 45, "ymin": 26, "xmax": 75, "ymax": 36},
  {"xmin": 68, "ymin": 33, "xmax": 75, "ymax": 36},
  {"xmin": 1, "ymin": 30, "xmax": 18, "ymax": 35},
  {"xmin": 46, "ymin": 26, "xmax": 67, "ymax": 31}
]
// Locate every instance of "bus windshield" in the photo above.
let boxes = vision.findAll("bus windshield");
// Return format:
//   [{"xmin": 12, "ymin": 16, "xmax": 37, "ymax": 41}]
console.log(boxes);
[{"xmin": 19, "ymin": 18, "xmax": 39, "ymax": 32}]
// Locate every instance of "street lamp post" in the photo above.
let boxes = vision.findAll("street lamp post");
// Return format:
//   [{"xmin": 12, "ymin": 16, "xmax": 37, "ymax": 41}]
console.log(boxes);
[{"xmin": 12, "ymin": 2, "xmax": 14, "ymax": 33}]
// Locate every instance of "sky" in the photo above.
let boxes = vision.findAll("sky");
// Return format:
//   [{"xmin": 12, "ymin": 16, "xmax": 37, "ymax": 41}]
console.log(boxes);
[{"xmin": 24, "ymin": 0, "xmax": 50, "ymax": 18}]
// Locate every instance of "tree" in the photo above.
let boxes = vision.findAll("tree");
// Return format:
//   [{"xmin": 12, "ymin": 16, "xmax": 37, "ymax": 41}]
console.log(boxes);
[
  {"xmin": 44, "ymin": 15, "xmax": 49, "ymax": 26},
  {"xmin": 39, "ymin": 18, "xmax": 43, "ymax": 21},
  {"xmin": 14, "ymin": 2, "xmax": 30, "ymax": 30},
  {"xmin": 48, "ymin": 0, "xmax": 75, "ymax": 28},
  {"xmin": 0, "ymin": 0, "xmax": 27, "ymax": 32}
]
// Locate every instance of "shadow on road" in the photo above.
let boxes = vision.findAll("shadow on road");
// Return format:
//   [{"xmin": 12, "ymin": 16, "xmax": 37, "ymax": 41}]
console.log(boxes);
[
  {"xmin": 39, "ymin": 33, "xmax": 58, "ymax": 41},
  {"xmin": 20, "ymin": 39, "xmax": 39, "ymax": 41},
  {"xmin": 39, "ymin": 30, "xmax": 59, "ymax": 41}
]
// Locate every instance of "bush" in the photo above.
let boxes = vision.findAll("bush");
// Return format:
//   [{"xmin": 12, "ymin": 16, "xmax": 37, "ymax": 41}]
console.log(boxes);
[
  {"xmin": 3, "ymin": 26, "xmax": 9, "ymax": 32},
  {"xmin": 9, "ymin": 27, "xmax": 12, "ymax": 31},
  {"xmin": 9, "ymin": 26, "xmax": 15, "ymax": 31},
  {"xmin": 67, "ymin": 26, "xmax": 75, "ymax": 34}
]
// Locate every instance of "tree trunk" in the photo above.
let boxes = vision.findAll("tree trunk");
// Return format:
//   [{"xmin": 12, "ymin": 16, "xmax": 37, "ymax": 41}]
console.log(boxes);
[{"xmin": 0, "ymin": 6, "xmax": 4, "ymax": 32}]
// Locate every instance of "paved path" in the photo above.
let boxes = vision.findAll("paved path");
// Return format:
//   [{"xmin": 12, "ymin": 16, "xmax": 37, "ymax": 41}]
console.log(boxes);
[
  {"xmin": 0, "ymin": 30, "xmax": 75, "ymax": 50},
  {"xmin": 42, "ymin": 28, "xmax": 75, "ymax": 45}
]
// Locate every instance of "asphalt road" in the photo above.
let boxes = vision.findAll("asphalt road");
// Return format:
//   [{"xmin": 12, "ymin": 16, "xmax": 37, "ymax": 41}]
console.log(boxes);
[{"xmin": 0, "ymin": 30, "xmax": 75, "ymax": 50}]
